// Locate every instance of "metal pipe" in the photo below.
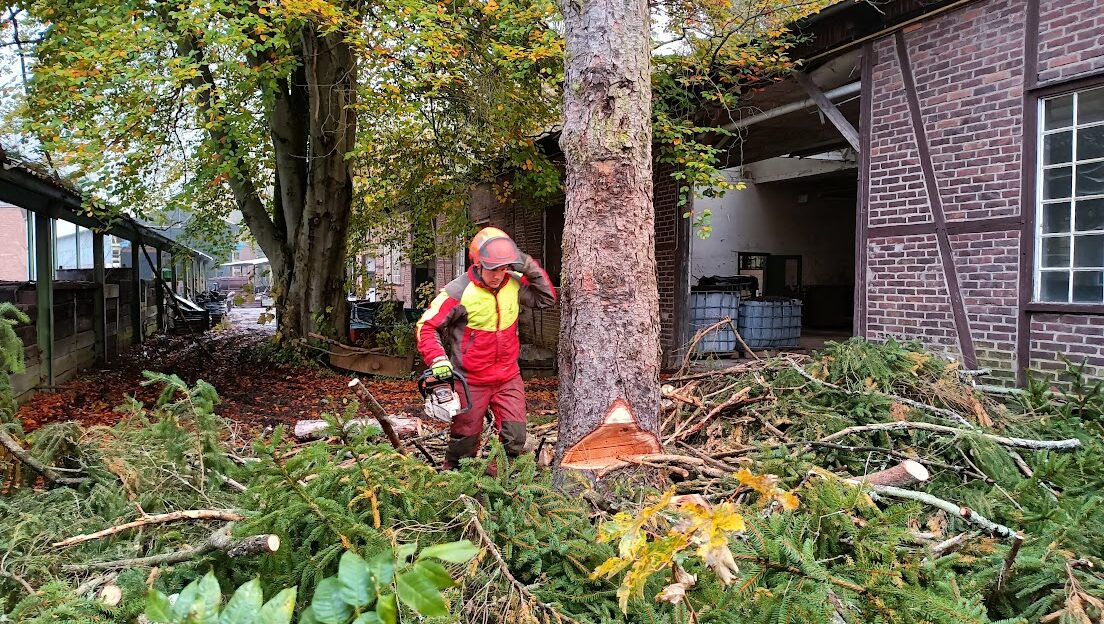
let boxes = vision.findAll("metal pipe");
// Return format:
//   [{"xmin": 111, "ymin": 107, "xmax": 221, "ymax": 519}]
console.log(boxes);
[{"xmin": 721, "ymin": 81, "xmax": 862, "ymax": 132}]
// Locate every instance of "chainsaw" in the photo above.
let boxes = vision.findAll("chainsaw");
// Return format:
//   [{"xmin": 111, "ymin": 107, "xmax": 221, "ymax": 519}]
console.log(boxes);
[{"xmin": 417, "ymin": 368, "xmax": 472, "ymax": 424}]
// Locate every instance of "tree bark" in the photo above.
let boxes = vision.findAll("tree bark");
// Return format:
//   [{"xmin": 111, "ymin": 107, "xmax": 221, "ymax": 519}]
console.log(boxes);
[
  {"xmin": 278, "ymin": 24, "xmax": 356, "ymax": 341},
  {"xmin": 554, "ymin": 0, "xmax": 661, "ymax": 483},
  {"xmin": 180, "ymin": 20, "xmax": 354, "ymax": 343}
]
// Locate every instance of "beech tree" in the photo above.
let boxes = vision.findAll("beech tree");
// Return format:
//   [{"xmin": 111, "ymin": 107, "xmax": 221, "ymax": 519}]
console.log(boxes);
[{"xmin": 7, "ymin": 0, "xmax": 562, "ymax": 341}]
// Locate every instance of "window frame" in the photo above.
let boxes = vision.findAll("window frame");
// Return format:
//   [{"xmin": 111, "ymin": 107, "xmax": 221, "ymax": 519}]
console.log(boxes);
[{"xmin": 1028, "ymin": 74, "xmax": 1104, "ymax": 314}]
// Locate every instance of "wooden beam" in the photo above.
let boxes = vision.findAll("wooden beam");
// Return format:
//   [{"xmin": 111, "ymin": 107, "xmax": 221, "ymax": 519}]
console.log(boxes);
[
  {"xmin": 34, "ymin": 212, "xmax": 54, "ymax": 387},
  {"xmin": 156, "ymin": 249, "xmax": 165, "ymax": 332},
  {"xmin": 793, "ymin": 71, "xmax": 861, "ymax": 152},
  {"xmin": 130, "ymin": 239, "xmax": 142, "ymax": 344},
  {"xmin": 93, "ymin": 232, "xmax": 106, "ymax": 364},
  {"xmin": 1016, "ymin": 0, "xmax": 1042, "ymax": 386},
  {"xmin": 856, "ymin": 42, "xmax": 874, "ymax": 339},
  {"xmin": 895, "ymin": 32, "xmax": 978, "ymax": 370}
]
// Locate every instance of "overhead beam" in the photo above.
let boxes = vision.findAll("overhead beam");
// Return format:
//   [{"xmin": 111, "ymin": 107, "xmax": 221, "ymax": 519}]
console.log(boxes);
[{"xmin": 793, "ymin": 72, "xmax": 861, "ymax": 151}]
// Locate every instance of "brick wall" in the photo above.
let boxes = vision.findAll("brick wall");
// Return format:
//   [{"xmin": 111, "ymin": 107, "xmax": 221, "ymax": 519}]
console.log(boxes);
[
  {"xmin": 868, "ymin": 38, "xmax": 932, "ymax": 227},
  {"xmin": 0, "ymin": 204, "xmax": 30, "ymax": 281},
  {"xmin": 862, "ymin": 0, "xmax": 1104, "ymax": 384},
  {"xmin": 1037, "ymin": 0, "xmax": 1104, "ymax": 85},
  {"xmin": 1030, "ymin": 314, "xmax": 1104, "ymax": 380},
  {"xmin": 865, "ymin": 234, "xmax": 960, "ymax": 351},
  {"xmin": 466, "ymin": 161, "xmax": 687, "ymax": 367},
  {"xmin": 949, "ymin": 231, "xmax": 1020, "ymax": 385},
  {"xmin": 653, "ymin": 160, "xmax": 686, "ymax": 367}
]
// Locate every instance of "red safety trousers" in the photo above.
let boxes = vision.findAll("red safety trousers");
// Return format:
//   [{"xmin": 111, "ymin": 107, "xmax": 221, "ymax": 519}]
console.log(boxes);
[{"xmin": 443, "ymin": 373, "xmax": 527, "ymax": 470}]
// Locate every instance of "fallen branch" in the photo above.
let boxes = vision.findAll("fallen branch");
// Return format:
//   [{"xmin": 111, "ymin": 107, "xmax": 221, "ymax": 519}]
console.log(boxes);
[
  {"xmin": 865, "ymin": 485, "xmax": 1018, "ymax": 539},
  {"xmin": 819, "ymin": 421, "xmax": 1081, "ymax": 451},
  {"xmin": 461, "ymin": 495, "xmax": 581, "ymax": 624},
  {"xmin": 670, "ymin": 387, "xmax": 754, "ymax": 443},
  {"xmin": 54, "ymin": 509, "xmax": 245, "ymax": 548},
  {"xmin": 995, "ymin": 532, "xmax": 1025, "ymax": 592},
  {"xmin": 0, "ymin": 428, "xmax": 87, "ymax": 487},
  {"xmin": 0, "ymin": 569, "xmax": 35, "ymax": 595},
  {"xmin": 849, "ymin": 460, "xmax": 930, "ymax": 488},
  {"xmin": 63, "ymin": 523, "xmax": 279, "ymax": 572},
  {"xmin": 927, "ymin": 530, "xmax": 971, "ymax": 558},
  {"xmin": 349, "ymin": 378, "xmax": 408, "ymax": 454}
]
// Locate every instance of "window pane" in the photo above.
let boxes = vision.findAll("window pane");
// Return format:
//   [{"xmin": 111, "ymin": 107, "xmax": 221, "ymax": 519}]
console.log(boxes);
[
  {"xmin": 1072, "ymin": 271, "xmax": 1103, "ymax": 302},
  {"xmin": 1043, "ymin": 236, "xmax": 1071, "ymax": 267},
  {"xmin": 1074, "ymin": 234, "xmax": 1104, "ymax": 267},
  {"xmin": 1045, "ymin": 131, "xmax": 1074, "ymax": 164},
  {"xmin": 1076, "ymin": 198, "xmax": 1104, "ymax": 231},
  {"xmin": 1044, "ymin": 202, "xmax": 1072, "ymax": 233},
  {"xmin": 1040, "ymin": 271, "xmax": 1070, "ymax": 301},
  {"xmin": 1078, "ymin": 87, "xmax": 1104, "ymax": 125},
  {"xmin": 1045, "ymin": 166, "xmax": 1073, "ymax": 199},
  {"xmin": 1045, "ymin": 94, "xmax": 1074, "ymax": 129},
  {"xmin": 1076, "ymin": 124, "xmax": 1104, "ymax": 161},
  {"xmin": 1076, "ymin": 162, "xmax": 1104, "ymax": 196}
]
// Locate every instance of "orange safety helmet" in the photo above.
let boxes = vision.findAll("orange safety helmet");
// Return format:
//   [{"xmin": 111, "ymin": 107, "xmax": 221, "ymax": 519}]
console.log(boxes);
[{"xmin": 469, "ymin": 227, "xmax": 520, "ymax": 269}]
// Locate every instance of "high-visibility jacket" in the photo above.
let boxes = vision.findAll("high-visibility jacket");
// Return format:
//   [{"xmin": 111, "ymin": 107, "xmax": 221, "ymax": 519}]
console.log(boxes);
[{"xmin": 416, "ymin": 256, "xmax": 556, "ymax": 385}]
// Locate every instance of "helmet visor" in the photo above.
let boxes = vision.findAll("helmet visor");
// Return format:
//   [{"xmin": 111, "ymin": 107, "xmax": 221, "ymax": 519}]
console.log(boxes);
[{"xmin": 478, "ymin": 237, "xmax": 520, "ymax": 269}]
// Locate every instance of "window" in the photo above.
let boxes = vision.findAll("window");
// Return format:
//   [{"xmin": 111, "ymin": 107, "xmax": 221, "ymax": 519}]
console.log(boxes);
[{"xmin": 1037, "ymin": 85, "xmax": 1104, "ymax": 303}]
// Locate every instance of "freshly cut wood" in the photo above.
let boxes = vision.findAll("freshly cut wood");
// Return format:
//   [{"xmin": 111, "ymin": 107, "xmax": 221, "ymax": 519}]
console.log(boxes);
[
  {"xmin": 292, "ymin": 415, "xmax": 420, "ymax": 441},
  {"xmin": 216, "ymin": 532, "xmax": 281, "ymax": 558},
  {"xmin": 98, "ymin": 584, "xmax": 123, "ymax": 607},
  {"xmin": 560, "ymin": 400, "xmax": 662, "ymax": 470},
  {"xmin": 53, "ymin": 510, "xmax": 245, "ymax": 548},
  {"xmin": 850, "ymin": 460, "xmax": 930, "ymax": 487}
]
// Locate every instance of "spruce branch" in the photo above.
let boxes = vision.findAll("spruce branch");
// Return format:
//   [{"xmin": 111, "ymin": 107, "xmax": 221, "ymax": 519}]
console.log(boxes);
[
  {"xmin": 62, "ymin": 523, "xmax": 279, "ymax": 571},
  {"xmin": 53, "ymin": 509, "xmax": 245, "ymax": 548},
  {"xmin": 819, "ymin": 421, "xmax": 1081, "ymax": 451}
]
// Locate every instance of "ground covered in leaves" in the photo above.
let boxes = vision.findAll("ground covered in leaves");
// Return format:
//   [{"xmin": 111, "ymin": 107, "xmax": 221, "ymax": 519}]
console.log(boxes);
[{"xmin": 15, "ymin": 324, "xmax": 559, "ymax": 433}]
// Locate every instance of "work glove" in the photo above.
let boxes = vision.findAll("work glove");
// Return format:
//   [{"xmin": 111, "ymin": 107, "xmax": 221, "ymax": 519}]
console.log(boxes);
[
  {"xmin": 430, "ymin": 357, "xmax": 454, "ymax": 380},
  {"xmin": 512, "ymin": 252, "xmax": 539, "ymax": 277}
]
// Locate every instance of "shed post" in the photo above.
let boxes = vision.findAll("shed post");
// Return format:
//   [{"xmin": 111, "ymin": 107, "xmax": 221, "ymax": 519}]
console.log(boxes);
[
  {"xmin": 34, "ymin": 212, "xmax": 54, "ymax": 387},
  {"xmin": 93, "ymin": 232, "xmax": 106, "ymax": 364},
  {"xmin": 130, "ymin": 238, "xmax": 142, "ymax": 344},
  {"xmin": 156, "ymin": 248, "xmax": 165, "ymax": 332}
]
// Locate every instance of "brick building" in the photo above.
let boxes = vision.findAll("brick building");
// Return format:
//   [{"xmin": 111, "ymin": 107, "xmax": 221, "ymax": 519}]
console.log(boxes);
[{"xmin": 466, "ymin": 0, "xmax": 1104, "ymax": 383}]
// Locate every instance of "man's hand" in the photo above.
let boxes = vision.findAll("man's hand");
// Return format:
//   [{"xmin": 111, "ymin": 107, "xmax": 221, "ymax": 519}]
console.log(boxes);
[
  {"xmin": 512, "ymin": 252, "xmax": 540, "ymax": 277},
  {"xmin": 430, "ymin": 357, "xmax": 454, "ymax": 379}
]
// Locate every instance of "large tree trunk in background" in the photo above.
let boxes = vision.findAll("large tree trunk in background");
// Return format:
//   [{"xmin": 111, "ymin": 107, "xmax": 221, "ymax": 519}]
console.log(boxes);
[
  {"xmin": 553, "ymin": 0, "xmax": 661, "ymax": 482},
  {"xmin": 254, "ymin": 28, "xmax": 354, "ymax": 342}
]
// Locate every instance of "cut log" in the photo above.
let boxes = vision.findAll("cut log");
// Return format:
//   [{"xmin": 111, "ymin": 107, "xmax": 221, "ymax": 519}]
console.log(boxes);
[
  {"xmin": 98, "ymin": 584, "xmax": 123, "ymax": 607},
  {"xmin": 292, "ymin": 416, "xmax": 420, "ymax": 441},
  {"xmin": 850, "ymin": 460, "xmax": 930, "ymax": 487},
  {"xmin": 560, "ymin": 400, "xmax": 662, "ymax": 471},
  {"xmin": 64, "ymin": 524, "xmax": 280, "ymax": 572}
]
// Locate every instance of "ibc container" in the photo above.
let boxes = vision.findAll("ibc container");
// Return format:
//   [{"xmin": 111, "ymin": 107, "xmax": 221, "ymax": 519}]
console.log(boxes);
[
  {"xmin": 688, "ymin": 291, "xmax": 741, "ymax": 354},
  {"xmin": 737, "ymin": 297, "xmax": 802, "ymax": 350}
]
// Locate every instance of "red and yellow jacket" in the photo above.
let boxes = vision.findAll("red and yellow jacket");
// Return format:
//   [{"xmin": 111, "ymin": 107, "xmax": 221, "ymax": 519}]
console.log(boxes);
[{"xmin": 416, "ymin": 255, "xmax": 556, "ymax": 385}]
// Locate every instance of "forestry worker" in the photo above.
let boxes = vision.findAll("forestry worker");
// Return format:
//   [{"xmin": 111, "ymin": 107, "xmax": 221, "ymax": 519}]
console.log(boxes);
[{"xmin": 415, "ymin": 227, "xmax": 557, "ymax": 470}]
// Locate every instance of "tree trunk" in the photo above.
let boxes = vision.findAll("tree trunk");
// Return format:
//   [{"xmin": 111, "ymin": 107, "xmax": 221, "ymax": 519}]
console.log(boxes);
[
  {"xmin": 267, "ymin": 26, "xmax": 356, "ymax": 342},
  {"xmin": 554, "ymin": 0, "xmax": 661, "ymax": 482}
]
